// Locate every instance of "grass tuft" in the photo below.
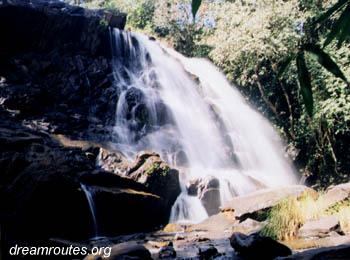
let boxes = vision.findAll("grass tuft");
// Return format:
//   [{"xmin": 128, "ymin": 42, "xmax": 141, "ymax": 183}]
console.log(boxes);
[{"xmin": 261, "ymin": 192, "xmax": 325, "ymax": 240}]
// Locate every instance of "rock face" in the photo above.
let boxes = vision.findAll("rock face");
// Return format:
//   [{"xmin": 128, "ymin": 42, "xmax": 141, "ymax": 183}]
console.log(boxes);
[
  {"xmin": 221, "ymin": 185, "xmax": 316, "ymax": 220},
  {"xmin": 298, "ymin": 216, "xmax": 343, "ymax": 239},
  {"xmin": 0, "ymin": 114, "xmax": 171, "ymax": 243},
  {"xmin": 0, "ymin": 116, "xmax": 95, "ymax": 243},
  {"xmin": 0, "ymin": 0, "xmax": 126, "ymax": 139},
  {"xmin": 230, "ymin": 232, "xmax": 292, "ymax": 259},
  {"xmin": 0, "ymin": 0, "xmax": 179, "ymax": 256}
]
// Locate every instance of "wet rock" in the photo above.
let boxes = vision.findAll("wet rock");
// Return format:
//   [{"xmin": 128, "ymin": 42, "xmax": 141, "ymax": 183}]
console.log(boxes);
[
  {"xmin": 221, "ymin": 185, "xmax": 316, "ymax": 220},
  {"xmin": 159, "ymin": 242, "xmax": 176, "ymax": 259},
  {"xmin": 88, "ymin": 185, "xmax": 167, "ymax": 237},
  {"xmin": 174, "ymin": 150, "xmax": 189, "ymax": 167},
  {"xmin": 200, "ymin": 188, "xmax": 221, "ymax": 216},
  {"xmin": 230, "ymin": 232, "xmax": 292, "ymax": 259},
  {"xmin": 104, "ymin": 11, "xmax": 127, "ymax": 29},
  {"xmin": 298, "ymin": 216, "xmax": 343, "ymax": 238},
  {"xmin": 198, "ymin": 245, "xmax": 220, "ymax": 260},
  {"xmin": 128, "ymin": 151, "xmax": 181, "ymax": 213},
  {"xmin": 187, "ymin": 176, "xmax": 221, "ymax": 216},
  {"xmin": 123, "ymin": 87, "xmax": 150, "ymax": 132},
  {"xmin": 154, "ymin": 101, "xmax": 174, "ymax": 126}
]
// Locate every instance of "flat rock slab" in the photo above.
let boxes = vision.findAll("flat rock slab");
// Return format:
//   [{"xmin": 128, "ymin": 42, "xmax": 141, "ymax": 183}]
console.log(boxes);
[
  {"xmin": 322, "ymin": 182, "xmax": 350, "ymax": 210},
  {"xmin": 285, "ymin": 234, "xmax": 350, "ymax": 251},
  {"xmin": 298, "ymin": 216, "xmax": 342, "ymax": 238},
  {"xmin": 278, "ymin": 244, "xmax": 350, "ymax": 260},
  {"xmin": 220, "ymin": 185, "xmax": 314, "ymax": 218},
  {"xmin": 233, "ymin": 218, "xmax": 265, "ymax": 234},
  {"xmin": 187, "ymin": 211, "xmax": 236, "ymax": 235}
]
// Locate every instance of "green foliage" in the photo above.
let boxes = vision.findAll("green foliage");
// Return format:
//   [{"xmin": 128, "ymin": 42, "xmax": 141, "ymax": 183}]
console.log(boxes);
[
  {"xmin": 297, "ymin": 51, "xmax": 314, "ymax": 116},
  {"xmin": 99, "ymin": 18, "xmax": 109, "ymax": 28},
  {"xmin": 191, "ymin": 0, "xmax": 202, "ymax": 19},
  {"xmin": 145, "ymin": 162, "xmax": 170, "ymax": 177},
  {"xmin": 304, "ymin": 43, "xmax": 348, "ymax": 83},
  {"xmin": 315, "ymin": 0, "xmax": 350, "ymax": 48},
  {"xmin": 128, "ymin": 0, "xmax": 155, "ymax": 29}
]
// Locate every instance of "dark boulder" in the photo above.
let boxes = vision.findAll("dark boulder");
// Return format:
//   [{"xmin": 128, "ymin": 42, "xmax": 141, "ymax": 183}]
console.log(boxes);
[
  {"xmin": 198, "ymin": 245, "xmax": 220, "ymax": 260},
  {"xmin": 127, "ymin": 151, "xmax": 181, "ymax": 214},
  {"xmin": 104, "ymin": 11, "xmax": 127, "ymax": 29},
  {"xmin": 173, "ymin": 150, "xmax": 189, "ymax": 167},
  {"xmin": 230, "ymin": 232, "xmax": 292, "ymax": 259},
  {"xmin": 86, "ymin": 185, "xmax": 166, "ymax": 237}
]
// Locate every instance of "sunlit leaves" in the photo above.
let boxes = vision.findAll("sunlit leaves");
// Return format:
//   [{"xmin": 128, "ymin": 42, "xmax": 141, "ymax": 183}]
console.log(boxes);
[
  {"xmin": 314, "ymin": 0, "xmax": 350, "ymax": 48},
  {"xmin": 313, "ymin": 0, "xmax": 347, "ymax": 25}
]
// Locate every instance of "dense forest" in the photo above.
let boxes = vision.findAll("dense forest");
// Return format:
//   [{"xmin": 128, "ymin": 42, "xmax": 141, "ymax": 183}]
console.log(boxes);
[{"xmin": 75, "ymin": 0, "xmax": 350, "ymax": 188}]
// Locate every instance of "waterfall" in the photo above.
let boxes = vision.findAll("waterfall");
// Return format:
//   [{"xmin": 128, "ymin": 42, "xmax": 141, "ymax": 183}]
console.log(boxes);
[
  {"xmin": 81, "ymin": 184, "xmax": 99, "ymax": 238},
  {"xmin": 109, "ymin": 28, "xmax": 297, "ymax": 223}
]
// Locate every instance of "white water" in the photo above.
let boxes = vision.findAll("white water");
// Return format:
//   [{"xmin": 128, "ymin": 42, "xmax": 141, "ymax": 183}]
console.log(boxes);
[
  {"xmin": 81, "ymin": 184, "xmax": 99, "ymax": 237},
  {"xmin": 109, "ymin": 29, "xmax": 297, "ymax": 223}
]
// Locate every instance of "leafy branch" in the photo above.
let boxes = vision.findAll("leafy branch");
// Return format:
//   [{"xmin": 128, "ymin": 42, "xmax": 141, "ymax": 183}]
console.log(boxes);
[{"xmin": 191, "ymin": 0, "xmax": 202, "ymax": 20}]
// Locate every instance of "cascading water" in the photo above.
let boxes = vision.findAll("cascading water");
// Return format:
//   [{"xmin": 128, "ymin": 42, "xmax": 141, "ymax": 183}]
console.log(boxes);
[
  {"xmin": 81, "ymin": 184, "xmax": 99, "ymax": 238},
  {"xmin": 109, "ymin": 28, "xmax": 297, "ymax": 223}
]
